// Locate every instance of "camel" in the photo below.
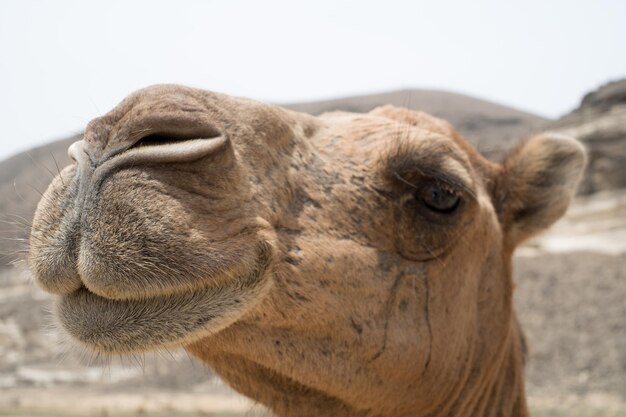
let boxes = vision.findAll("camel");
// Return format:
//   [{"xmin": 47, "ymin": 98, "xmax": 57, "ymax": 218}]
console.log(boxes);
[{"xmin": 28, "ymin": 85, "xmax": 586, "ymax": 417}]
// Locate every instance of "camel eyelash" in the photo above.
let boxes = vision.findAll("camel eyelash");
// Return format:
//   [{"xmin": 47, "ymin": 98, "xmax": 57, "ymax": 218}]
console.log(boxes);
[{"xmin": 392, "ymin": 171, "xmax": 472, "ymax": 200}]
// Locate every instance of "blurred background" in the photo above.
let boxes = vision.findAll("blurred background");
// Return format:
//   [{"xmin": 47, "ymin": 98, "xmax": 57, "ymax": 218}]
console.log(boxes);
[{"xmin": 0, "ymin": 0, "xmax": 625, "ymax": 416}]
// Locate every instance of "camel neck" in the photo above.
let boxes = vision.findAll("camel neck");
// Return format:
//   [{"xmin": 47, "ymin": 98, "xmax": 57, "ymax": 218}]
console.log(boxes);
[
  {"xmin": 438, "ymin": 320, "xmax": 529, "ymax": 417},
  {"xmin": 188, "ymin": 318, "xmax": 529, "ymax": 417}
]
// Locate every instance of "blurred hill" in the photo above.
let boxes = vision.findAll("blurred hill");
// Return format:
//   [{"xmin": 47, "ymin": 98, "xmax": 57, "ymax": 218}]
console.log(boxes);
[
  {"xmin": 1, "ymin": 84, "xmax": 625, "ymax": 416},
  {"xmin": 285, "ymin": 88, "xmax": 547, "ymax": 158},
  {"xmin": 550, "ymin": 80, "xmax": 626, "ymax": 194}
]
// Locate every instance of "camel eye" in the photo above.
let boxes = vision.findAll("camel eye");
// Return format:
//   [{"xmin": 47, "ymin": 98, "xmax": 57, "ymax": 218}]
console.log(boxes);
[{"xmin": 418, "ymin": 184, "xmax": 460, "ymax": 213}]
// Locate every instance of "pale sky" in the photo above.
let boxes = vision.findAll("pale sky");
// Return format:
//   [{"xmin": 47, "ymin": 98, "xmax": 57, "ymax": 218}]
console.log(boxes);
[{"xmin": 1, "ymin": 0, "xmax": 625, "ymax": 161}]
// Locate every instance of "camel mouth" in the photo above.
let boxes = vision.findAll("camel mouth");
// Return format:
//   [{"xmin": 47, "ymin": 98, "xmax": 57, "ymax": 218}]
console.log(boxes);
[{"xmin": 55, "ymin": 243, "xmax": 273, "ymax": 354}]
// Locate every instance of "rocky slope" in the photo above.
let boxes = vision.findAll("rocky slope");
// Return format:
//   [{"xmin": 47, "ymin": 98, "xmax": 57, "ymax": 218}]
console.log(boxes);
[{"xmin": 550, "ymin": 79, "xmax": 626, "ymax": 194}]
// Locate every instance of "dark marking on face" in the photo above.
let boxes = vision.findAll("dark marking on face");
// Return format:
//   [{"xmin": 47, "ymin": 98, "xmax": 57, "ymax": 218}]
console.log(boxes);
[
  {"xmin": 376, "ymin": 252, "xmax": 395, "ymax": 273},
  {"xmin": 350, "ymin": 317, "xmax": 364, "ymax": 335},
  {"xmin": 276, "ymin": 227, "xmax": 302, "ymax": 236},
  {"xmin": 284, "ymin": 255, "xmax": 301, "ymax": 266},
  {"xmin": 288, "ymin": 188, "xmax": 322, "ymax": 216},
  {"xmin": 287, "ymin": 291, "xmax": 311, "ymax": 303},
  {"xmin": 350, "ymin": 175, "xmax": 366, "ymax": 187}
]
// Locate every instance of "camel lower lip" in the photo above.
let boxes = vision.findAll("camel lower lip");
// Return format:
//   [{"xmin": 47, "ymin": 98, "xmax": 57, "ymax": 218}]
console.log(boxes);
[
  {"xmin": 57, "ymin": 287, "xmax": 215, "ymax": 352},
  {"xmin": 55, "ymin": 252, "xmax": 272, "ymax": 353}
]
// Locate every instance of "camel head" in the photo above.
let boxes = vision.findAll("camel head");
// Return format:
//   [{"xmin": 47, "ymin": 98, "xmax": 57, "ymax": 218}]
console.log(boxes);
[{"xmin": 29, "ymin": 85, "xmax": 586, "ymax": 417}]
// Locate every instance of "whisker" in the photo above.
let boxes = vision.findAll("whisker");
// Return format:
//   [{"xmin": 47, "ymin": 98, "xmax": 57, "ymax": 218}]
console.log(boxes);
[
  {"xmin": 0, "ymin": 221, "xmax": 31, "ymax": 235},
  {"xmin": 1, "ymin": 250, "xmax": 28, "ymax": 257},
  {"xmin": 0, "ymin": 220, "xmax": 29, "ymax": 230},
  {"xmin": 403, "ymin": 89, "xmax": 414, "ymax": 111},
  {"xmin": 4, "ymin": 213, "xmax": 34, "ymax": 226},
  {"xmin": 129, "ymin": 353, "xmax": 145, "ymax": 372},
  {"xmin": 87, "ymin": 94, "xmax": 101, "ymax": 114},
  {"xmin": 184, "ymin": 350, "xmax": 198, "ymax": 367},
  {"xmin": 129, "ymin": 127, "xmax": 154, "ymax": 142},
  {"xmin": 50, "ymin": 152, "xmax": 65, "ymax": 186},
  {"xmin": 8, "ymin": 257, "xmax": 27, "ymax": 267},
  {"xmin": 27, "ymin": 183, "xmax": 46, "ymax": 199},
  {"xmin": 0, "ymin": 236, "xmax": 28, "ymax": 242},
  {"xmin": 27, "ymin": 152, "xmax": 56, "ymax": 180},
  {"xmin": 12, "ymin": 179, "xmax": 27, "ymax": 202},
  {"xmin": 162, "ymin": 347, "xmax": 177, "ymax": 362}
]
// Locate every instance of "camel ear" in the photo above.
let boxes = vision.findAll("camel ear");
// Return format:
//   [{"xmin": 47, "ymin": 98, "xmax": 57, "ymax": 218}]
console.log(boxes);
[{"xmin": 497, "ymin": 133, "xmax": 586, "ymax": 246}]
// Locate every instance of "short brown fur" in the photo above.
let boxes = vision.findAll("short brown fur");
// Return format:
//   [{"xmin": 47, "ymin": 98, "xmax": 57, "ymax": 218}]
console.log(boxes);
[{"xmin": 29, "ymin": 85, "xmax": 586, "ymax": 417}]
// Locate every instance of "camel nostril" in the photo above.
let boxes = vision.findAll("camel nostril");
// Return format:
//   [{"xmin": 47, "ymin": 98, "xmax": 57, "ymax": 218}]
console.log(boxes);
[
  {"xmin": 130, "ymin": 132, "xmax": 211, "ymax": 149},
  {"xmin": 135, "ymin": 134, "xmax": 180, "ymax": 147},
  {"xmin": 67, "ymin": 140, "xmax": 87, "ymax": 163},
  {"xmin": 106, "ymin": 123, "xmax": 230, "ymax": 165},
  {"xmin": 116, "ymin": 134, "xmax": 230, "ymax": 165},
  {"xmin": 127, "ymin": 123, "xmax": 223, "ymax": 151}
]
